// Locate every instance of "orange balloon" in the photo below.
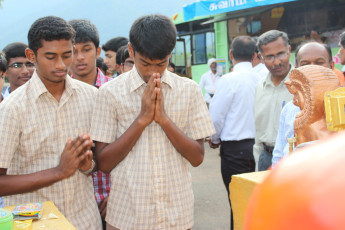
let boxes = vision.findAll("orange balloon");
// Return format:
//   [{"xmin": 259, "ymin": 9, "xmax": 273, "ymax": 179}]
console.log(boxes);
[{"xmin": 244, "ymin": 132, "xmax": 345, "ymax": 230}]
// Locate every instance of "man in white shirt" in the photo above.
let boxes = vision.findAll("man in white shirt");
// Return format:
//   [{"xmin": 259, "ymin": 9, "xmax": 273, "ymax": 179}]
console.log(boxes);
[
  {"xmin": 252, "ymin": 37, "xmax": 269, "ymax": 79},
  {"xmin": 199, "ymin": 58, "xmax": 220, "ymax": 106},
  {"xmin": 209, "ymin": 36, "xmax": 260, "ymax": 230}
]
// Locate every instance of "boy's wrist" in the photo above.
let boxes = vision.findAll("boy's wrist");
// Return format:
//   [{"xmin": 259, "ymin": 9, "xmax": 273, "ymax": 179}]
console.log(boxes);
[{"xmin": 79, "ymin": 160, "xmax": 95, "ymax": 175}]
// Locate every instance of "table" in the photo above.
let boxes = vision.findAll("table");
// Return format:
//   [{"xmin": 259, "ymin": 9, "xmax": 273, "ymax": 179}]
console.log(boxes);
[
  {"xmin": 4, "ymin": 201, "xmax": 76, "ymax": 230},
  {"xmin": 230, "ymin": 171, "xmax": 269, "ymax": 230}
]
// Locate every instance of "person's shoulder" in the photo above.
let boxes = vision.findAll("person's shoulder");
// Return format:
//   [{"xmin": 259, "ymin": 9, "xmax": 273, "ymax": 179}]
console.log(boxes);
[
  {"xmin": 201, "ymin": 70, "xmax": 209, "ymax": 76},
  {"xmin": 96, "ymin": 72, "xmax": 132, "ymax": 101},
  {"xmin": 170, "ymin": 73, "xmax": 199, "ymax": 89},
  {"xmin": 215, "ymin": 73, "xmax": 231, "ymax": 84},
  {"xmin": 0, "ymin": 87, "xmax": 25, "ymax": 114},
  {"xmin": 256, "ymin": 75, "xmax": 267, "ymax": 89},
  {"xmin": 71, "ymin": 78, "xmax": 98, "ymax": 94},
  {"xmin": 200, "ymin": 70, "xmax": 210, "ymax": 78},
  {"xmin": 1, "ymin": 83, "xmax": 29, "ymax": 106},
  {"xmin": 100, "ymin": 71, "xmax": 129, "ymax": 90}
]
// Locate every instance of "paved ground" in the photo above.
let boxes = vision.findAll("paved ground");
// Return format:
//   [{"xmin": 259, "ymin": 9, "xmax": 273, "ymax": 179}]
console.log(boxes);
[{"xmin": 191, "ymin": 143, "xmax": 231, "ymax": 230}]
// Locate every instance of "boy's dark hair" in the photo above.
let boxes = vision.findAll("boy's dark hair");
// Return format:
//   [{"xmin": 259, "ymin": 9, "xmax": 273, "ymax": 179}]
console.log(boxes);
[
  {"xmin": 121, "ymin": 47, "xmax": 130, "ymax": 64},
  {"xmin": 295, "ymin": 41, "xmax": 332, "ymax": 65},
  {"xmin": 116, "ymin": 45, "xmax": 127, "ymax": 65},
  {"xmin": 257, "ymin": 30, "xmax": 289, "ymax": 53},
  {"xmin": 28, "ymin": 16, "xmax": 76, "ymax": 54},
  {"xmin": 129, "ymin": 14, "xmax": 177, "ymax": 60},
  {"xmin": 231, "ymin": 36, "xmax": 256, "ymax": 62},
  {"xmin": 168, "ymin": 62, "xmax": 175, "ymax": 69},
  {"xmin": 117, "ymin": 45, "xmax": 130, "ymax": 65},
  {"xmin": 340, "ymin": 32, "xmax": 345, "ymax": 49},
  {"xmin": 96, "ymin": 57, "xmax": 108, "ymax": 73},
  {"xmin": 69, "ymin": 19, "xmax": 100, "ymax": 48},
  {"xmin": 0, "ymin": 52, "xmax": 7, "ymax": 73},
  {"xmin": 2, "ymin": 42, "xmax": 28, "ymax": 63},
  {"xmin": 102, "ymin": 37, "xmax": 128, "ymax": 52}
]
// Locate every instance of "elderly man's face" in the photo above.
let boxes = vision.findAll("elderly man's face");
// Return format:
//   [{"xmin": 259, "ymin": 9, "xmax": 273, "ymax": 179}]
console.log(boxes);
[
  {"xmin": 261, "ymin": 37, "xmax": 291, "ymax": 79},
  {"xmin": 210, "ymin": 62, "xmax": 217, "ymax": 73},
  {"xmin": 296, "ymin": 43, "xmax": 332, "ymax": 69}
]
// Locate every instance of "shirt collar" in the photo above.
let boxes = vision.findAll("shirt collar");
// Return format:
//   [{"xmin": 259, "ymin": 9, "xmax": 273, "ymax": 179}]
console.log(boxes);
[
  {"xmin": 161, "ymin": 69, "xmax": 174, "ymax": 89},
  {"xmin": 129, "ymin": 66, "xmax": 146, "ymax": 92},
  {"xmin": 129, "ymin": 66, "xmax": 174, "ymax": 93},
  {"xmin": 94, "ymin": 68, "xmax": 111, "ymax": 88},
  {"xmin": 30, "ymin": 70, "xmax": 76, "ymax": 101},
  {"xmin": 208, "ymin": 70, "xmax": 219, "ymax": 77},
  {"xmin": 233, "ymin": 62, "xmax": 253, "ymax": 71},
  {"xmin": 263, "ymin": 64, "xmax": 293, "ymax": 87},
  {"xmin": 3, "ymin": 87, "xmax": 10, "ymax": 98}
]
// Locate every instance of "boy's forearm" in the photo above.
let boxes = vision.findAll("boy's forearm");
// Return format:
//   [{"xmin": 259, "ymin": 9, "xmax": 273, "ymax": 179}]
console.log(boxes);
[
  {"xmin": 159, "ymin": 117, "xmax": 205, "ymax": 167},
  {"xmin": 96, "ymin": 117, "xmax": 148, "ymax": 173},
  {"xmin": 0, "ymin": 167, "xmax": 64, "ymax": 196}
]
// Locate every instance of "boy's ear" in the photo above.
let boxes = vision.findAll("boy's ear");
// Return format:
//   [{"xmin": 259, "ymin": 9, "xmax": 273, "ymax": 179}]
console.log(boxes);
[
  {"xmin": 96, "ymin": 47, "xmax": 101, "ymax": 58},
  {"xmin": 128, "ymin": 43, "xmax": 134, "ymax": 58},
  {"xmin": 25, "ymin": 48, "xmax": 36, "ymax": 63}
]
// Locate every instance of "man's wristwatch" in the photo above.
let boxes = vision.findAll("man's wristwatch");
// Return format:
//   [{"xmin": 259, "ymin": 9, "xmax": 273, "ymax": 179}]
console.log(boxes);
[{"xmin": 79, "ymin": 159, "xmax": 95, "ymax": 175}]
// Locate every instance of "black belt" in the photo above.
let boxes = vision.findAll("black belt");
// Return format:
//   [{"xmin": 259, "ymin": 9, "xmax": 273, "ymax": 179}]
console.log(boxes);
[{"xmin": 263, "ymin": 143, "xmax": 274, "ymax": 154}]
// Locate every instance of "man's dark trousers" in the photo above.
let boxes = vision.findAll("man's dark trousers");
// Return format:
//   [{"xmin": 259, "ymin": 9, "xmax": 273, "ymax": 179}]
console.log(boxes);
[{"xmin": 220, "ymin": 139, "xmax": 255, "ymax": 230}]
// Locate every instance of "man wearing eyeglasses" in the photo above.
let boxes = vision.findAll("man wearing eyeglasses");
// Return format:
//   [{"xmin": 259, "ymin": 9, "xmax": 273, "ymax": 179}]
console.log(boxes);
[
  {"xmin": 2, "ymin": 42, "xmax": 34, "ymax": 98},
  {"xmin": 254, "ymin": 30, "xmax": 293, "ymax": 171}
]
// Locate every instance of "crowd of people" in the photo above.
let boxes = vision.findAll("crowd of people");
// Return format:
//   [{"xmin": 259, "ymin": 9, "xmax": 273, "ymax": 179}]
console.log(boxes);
[
  {"xmin": 0, "ymin": 11, "xmax": 345, "ymax": 230},
  {"xmin": 0, "ymin": 14, "xmax": 214, "ymax": 230},
  {"xmin": 201, "ymin": 30, "xmax": 345, "ymax": 230}
]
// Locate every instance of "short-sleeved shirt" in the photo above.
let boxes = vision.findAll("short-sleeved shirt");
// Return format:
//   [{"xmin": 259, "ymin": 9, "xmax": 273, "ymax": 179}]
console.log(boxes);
[
  {"xmin": 72, "ymin": 67, "xmax": 113, "ymax": 205},
  {"xmin": 0, "ymin": 71, "xmax": 102, "ymax": 230},
  {"xmin": 254, "ymin": 67, "xmax": 294, "ymax": 157},
  {"xmin": 90, "ymin": 66, "xmax": 215, "ymax": 229}
]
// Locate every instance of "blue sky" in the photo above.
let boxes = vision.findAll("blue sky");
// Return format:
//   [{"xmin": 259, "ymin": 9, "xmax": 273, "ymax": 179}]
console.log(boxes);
[{"xmin": 0, "ymin": 0, "xmax": 193, "ymax": 51}]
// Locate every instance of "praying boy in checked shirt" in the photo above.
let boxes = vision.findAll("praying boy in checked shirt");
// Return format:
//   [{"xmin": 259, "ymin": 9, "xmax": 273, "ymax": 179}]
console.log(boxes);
[
  {"xmin": 90, "ymin": 14, "xmax": 215, "ymax": 230},
  {"xmin": 0, "ymin": 16, "xmax": 102, "ymax": 229},
  {"xmin": 69, "ymin": 19, "xmax": 112, "ymax": 229}
]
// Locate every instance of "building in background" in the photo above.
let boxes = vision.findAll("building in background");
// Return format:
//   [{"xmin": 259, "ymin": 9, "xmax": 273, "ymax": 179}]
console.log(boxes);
[{"xmin": 171, "ymin": 0, "xmax": 345, "ymax": 83}]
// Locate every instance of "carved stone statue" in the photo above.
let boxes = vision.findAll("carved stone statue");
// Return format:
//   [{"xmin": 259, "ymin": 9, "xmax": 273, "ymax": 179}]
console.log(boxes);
[{"xmin": 285, "ymin": 65, "xmax": 340, "ymax": 146}]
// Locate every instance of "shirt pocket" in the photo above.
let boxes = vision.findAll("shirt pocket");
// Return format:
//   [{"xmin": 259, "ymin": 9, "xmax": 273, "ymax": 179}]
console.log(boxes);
[
  {"xmin": 166, "ymin": 107, "xmax": 188, "ymax": 132},
  {"xmin": 18, "ymin": 116, "xmax": 58, "ymax": 172}
]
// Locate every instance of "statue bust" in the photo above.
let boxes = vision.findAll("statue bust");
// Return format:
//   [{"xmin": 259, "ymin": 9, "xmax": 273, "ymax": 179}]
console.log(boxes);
[{"xmin": 285, "ymin": 65, "xmax": 340, "ymax": 146}]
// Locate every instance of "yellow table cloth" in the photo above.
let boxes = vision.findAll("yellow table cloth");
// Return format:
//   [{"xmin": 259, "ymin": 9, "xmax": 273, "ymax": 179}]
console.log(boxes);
[
  {"xmin": 4, "ymin": 201, "xmax": 76, "ymax": 230},
  {"xmin": 230, "ymin": 170, "xmax": 269, "ymax": 230}
]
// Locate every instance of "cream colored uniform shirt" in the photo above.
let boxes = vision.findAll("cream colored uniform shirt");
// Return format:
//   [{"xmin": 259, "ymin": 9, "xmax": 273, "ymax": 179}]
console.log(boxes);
[
  {"xmin": 0, "ymin": 72, "xmax": 102, "ymax": 230},
  {"xmin": 254, "ymin": 67, "xmax": 293, "ymax": 158},
  {"xmin": 91, "ymin": 67, "xmax": 215, "ymax": 230}
]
